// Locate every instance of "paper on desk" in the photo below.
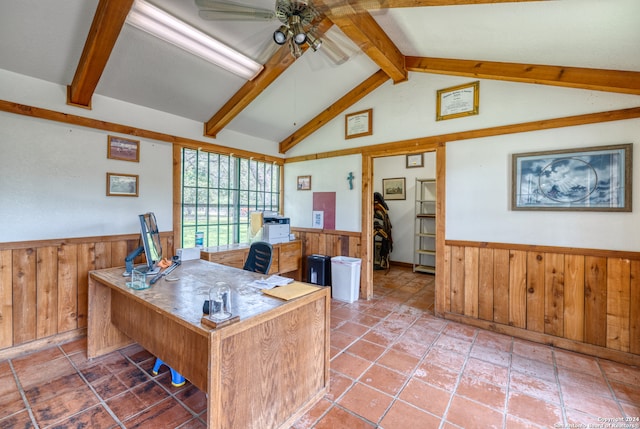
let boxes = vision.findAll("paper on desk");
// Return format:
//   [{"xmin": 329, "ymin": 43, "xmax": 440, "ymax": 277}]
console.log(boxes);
[
  {"xmin": 261, "ymin": 282, "xmax": 321, "ymax": 301},
  {"xmin": 248, "ymin": 275, "xmax": 294, "ymax": 290}
]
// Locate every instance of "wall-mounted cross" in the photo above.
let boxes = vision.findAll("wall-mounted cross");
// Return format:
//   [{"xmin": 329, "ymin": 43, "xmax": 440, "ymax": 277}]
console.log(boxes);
[{"xmin": 347, "ymin": 172, "xmax": 354, "ymax": 190}]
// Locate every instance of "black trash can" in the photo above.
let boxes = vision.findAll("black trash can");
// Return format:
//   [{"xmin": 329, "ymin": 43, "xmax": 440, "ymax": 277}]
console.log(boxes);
[{"xmin": 307, "ymin": 254, "xmax": 331, "ymax": 286}]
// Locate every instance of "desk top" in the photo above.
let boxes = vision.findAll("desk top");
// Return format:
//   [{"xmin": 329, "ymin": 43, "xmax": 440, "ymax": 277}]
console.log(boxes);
[{"xmin": 89, "ymin": 259, "xmax": 314, "ymax": 331}]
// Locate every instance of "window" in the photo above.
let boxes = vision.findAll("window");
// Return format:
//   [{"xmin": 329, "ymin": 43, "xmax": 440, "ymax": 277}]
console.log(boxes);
[{"xmin": 180, "ymin": 148, "xmax": 281, "ymax": 247}]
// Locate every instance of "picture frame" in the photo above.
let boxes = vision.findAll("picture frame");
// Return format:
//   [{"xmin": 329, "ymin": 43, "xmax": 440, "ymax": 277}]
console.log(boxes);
[
  {"xmin": 406, "ymin": 153, "xmax": 424, "ymax": 168},
  {"xmin": 382, "ymin": 177, "xmax": 406, "ymax": 200},
  {"xmin": 107, "ymin": 172, "xmax": 139, "ymax": 197},
  {"xmin": 345, "ymin": 108, "xmax": 373, "ymax": 139},
  {"xmin": 512, "ymin": 143, "xmax": 632, "ymax": 211},
  {"xmin": 436, "ymin": 81, "xmax": 479, "ymax": 121},
  {"xmin": 107, "ymin": 135, "xmax": 140, "ymax": 162},
  {"xmin": 297, "ymin": 175, "xmax": 311, "ymax": 190}
]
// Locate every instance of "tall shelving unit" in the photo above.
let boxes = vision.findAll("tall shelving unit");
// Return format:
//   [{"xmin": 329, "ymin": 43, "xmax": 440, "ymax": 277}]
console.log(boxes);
[{"xmin": 414, "ymin": 178, "xmax": 436, "ymax": 274}]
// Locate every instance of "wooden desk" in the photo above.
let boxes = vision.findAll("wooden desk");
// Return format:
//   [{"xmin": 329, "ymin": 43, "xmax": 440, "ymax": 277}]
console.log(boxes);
[
  {"xmin": 88, "ymin": 259, "xmax": 330, "ymax": 429},
  {"xmin": 200, "ymin": 240, "xmax": 302, "ymax": 279}
]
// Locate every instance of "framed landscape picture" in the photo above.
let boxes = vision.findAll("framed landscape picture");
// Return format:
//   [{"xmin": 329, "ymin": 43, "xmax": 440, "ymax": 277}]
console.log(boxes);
[
  {"xmin": 107, "ymin": 172, "xmax": 139, "ymax": 197},
  {"xmin": 108, "ymin": 136, "xmax": 140, "ymax": 162},
  {"xmin": 512, "ymin": 144, "xmax": 632, "ymax": 211},
  {"xmin": 382, "ymin": 177, "xmax": 406, "ymax": 200}
]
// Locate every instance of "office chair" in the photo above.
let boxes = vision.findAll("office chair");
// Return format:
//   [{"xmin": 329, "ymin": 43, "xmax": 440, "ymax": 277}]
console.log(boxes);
[
  {"xmin": 243, "ymin": 241, "xmax": 273, "ymax": 274},
  {"xmin": 152, "ymin": 358, "xmax": 185, "ymax": 387}
]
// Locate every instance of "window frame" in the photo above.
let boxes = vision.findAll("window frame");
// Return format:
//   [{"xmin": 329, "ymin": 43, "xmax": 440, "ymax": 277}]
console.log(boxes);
[{"xmin": 178, "ymin": 147, "xmax": 282, "ymax": 248}]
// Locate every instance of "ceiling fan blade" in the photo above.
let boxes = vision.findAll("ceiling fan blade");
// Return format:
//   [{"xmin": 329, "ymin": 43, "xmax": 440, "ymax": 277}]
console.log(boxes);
[
  {"xmin": 255, "ymin": 40, "xmax": 283, "ymax": 64},
  {"xmin": 318, "ymin": 27, "xmax": 359, "ymax": 65},
  {"xmin": 195, "ymin": 0, "xmax": 276, "ymax": 21},
  {"xmin": 319, "ymin": 37, "xmax": 349, "ymax": 65}
]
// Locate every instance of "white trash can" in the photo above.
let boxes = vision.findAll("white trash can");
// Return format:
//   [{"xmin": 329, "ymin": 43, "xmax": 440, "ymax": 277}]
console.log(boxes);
[{"xmin": 330, "ymin": 256, "xmax": 361, "ymax": 303}]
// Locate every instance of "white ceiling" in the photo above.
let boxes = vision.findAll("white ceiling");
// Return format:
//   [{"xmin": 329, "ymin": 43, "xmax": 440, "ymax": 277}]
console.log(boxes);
[{"xmin": 0, "ymin": 0, "xmax": 638, "ymax": 145}]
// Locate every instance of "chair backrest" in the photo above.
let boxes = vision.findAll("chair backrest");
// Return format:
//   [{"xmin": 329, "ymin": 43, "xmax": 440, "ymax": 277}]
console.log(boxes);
[{"xmin": 243, "ymin": 241, "xmax": 273, "ymax": 274}]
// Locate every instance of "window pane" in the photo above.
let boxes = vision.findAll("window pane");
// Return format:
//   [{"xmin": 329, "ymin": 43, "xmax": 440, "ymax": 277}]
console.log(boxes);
[{"xmin": 181, "ymin": 148, "xmax": 280, "ymax": 247}]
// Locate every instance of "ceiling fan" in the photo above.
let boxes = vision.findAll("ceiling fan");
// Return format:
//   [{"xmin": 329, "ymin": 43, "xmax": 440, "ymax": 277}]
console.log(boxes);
[{"xmin": 194, "ymin": 0, "xmax": 379, "ymax": 64}]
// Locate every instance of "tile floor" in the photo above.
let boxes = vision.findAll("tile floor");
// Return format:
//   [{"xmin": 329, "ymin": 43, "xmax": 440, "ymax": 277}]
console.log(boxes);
[{"xmin": 2, "ymin": 266, "xmax": 640, "ymax": 428}]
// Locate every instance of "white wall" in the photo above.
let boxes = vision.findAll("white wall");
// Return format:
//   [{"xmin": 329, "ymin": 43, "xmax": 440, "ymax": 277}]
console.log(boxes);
[
  {"xmin": 446, "ymin": 119, "xmax": 640, "ymax": 251},
  {"xmin": 0, "ymin": 111, "xmax": 173, "ymax": 241},
  {"xmin": 286, "ymin": 73, "xmax": 640, "ymax": 158},
  {"xmin": 373, "ymin": 153, "xmax": 436, "ymax": 264},
  {"xmin": 0, "ymin": 69, "xmax": 281, "ymax": 242},
  {"xmin": 284, "ymin": 155, "xmax": 362, "ymax": 232},
  {"xmin": 287, "ymin": 73, "xmax": 640, "ymax": 254},
  {"xmin": 3, "ymin": 66, "xmax": 640, "ymax": 255}
]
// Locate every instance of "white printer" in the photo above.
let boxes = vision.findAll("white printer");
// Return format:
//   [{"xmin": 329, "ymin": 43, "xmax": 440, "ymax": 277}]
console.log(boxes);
[{"xmin": 252, "ymin": 211, "xmax": 291, "ymax": 244}]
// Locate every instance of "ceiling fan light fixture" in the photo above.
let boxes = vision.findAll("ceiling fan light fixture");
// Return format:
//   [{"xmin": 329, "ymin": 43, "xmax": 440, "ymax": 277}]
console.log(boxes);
[
  {"xmin": 293, "ymin": 30, "xmax": 307, "ymax": 45},
  {"xmin": 288, "ymin": 38, "xmax": 302, "ymax": 58},
  {"xmin": 273, "ymin": 25, "xmax": 288, "ymax": 45},
  {"xmin": 127, "ymin": 0, "xmax": 263, "ymax": 80},
  {"xmin": 306, "ymin": 32, "xmax": 321, "ymax": 51},
  {"xmin": 289, "ymin": 15, "xmax": 306, "ymax": 45}
]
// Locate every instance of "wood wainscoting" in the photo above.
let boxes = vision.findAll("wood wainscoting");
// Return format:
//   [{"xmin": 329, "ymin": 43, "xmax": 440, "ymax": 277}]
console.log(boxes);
[
  {"xmin": 439, "ymin": 240, "xmax": 640, "ymax": 366},
  {"xmin": 291, "ymin": 227, "xmax": 361, "ymax": 282},
  {"xmin": 0, "ymin": 233, "xmax": 174, "ymax": 359}
]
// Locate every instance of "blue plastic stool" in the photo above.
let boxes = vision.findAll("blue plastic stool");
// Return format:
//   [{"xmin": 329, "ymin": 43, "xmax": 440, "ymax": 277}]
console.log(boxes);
[{"xmin": 152, "ymin": 358, "xmax": 186, "ymax": 387}]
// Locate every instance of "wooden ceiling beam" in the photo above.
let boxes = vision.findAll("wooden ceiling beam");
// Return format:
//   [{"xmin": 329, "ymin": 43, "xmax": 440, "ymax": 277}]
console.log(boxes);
[
  {"xmin": 67, "ymin": 0, "xmax": 134, "ymax": 108},
  {"xmin": 355, "ymin": 0, "xmax": 547, "ymax": 9},
  {"xmin": 204, "ymin": 18, "xmax": 334, "ymax": 138},
  {"xmin": 318, "ymin": 1, "xmax": 407, "ymax": 83},
  {"xmin": 406, "ymin": 56, "xmax": 640, "ymax": 95},
  {"xmin": 279, "ymin": 69, "xmax": 390, "ymax": 153}
]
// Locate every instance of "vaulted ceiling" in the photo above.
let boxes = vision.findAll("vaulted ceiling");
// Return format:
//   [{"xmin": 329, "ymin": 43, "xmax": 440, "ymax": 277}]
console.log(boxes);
[{"xmin": 0, "ymin": 0, "xmax": 639, "ymax": 154}]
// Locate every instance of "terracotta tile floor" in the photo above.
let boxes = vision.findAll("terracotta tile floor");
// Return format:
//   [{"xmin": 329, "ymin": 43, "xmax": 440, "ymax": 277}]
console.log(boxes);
[{"xmin": 2, "ymin": 266, "xmax": 640, "ymax": 428}]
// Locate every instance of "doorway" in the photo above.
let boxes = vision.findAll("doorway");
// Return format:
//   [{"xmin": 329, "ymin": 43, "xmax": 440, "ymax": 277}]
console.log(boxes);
[{"xmin": 361, "ymin": 147, "xmax": 444, "ymax": 314}]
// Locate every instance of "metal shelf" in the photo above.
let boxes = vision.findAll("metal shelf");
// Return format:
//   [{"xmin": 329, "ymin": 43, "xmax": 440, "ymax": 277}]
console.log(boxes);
[
  {"xmin": 416, "ymin": 249, "xmax": 436, "ymax": 256},
  {"xmin": 414, "ymin": 178, "xmax": 436, "ymax": 274},
  {"xmin": 414, "ymin": 264, "xmax": 436, "ymax": 274}
]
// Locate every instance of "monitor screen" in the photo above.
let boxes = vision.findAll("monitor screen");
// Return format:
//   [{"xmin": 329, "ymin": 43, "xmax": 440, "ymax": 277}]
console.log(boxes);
[{"xmin": 139, "ymin": 212, "xmax": 162, "ymax": 272}]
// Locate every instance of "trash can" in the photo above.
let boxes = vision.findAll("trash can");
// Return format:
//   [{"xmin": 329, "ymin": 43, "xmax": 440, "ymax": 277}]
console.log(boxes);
[
  {"xmin": 330, "ymin": 256, "xmax": 361, "ymax": 303},
  {"xmin": 307, "ymin": 254, "xmax": 331, "ymax": 286}
]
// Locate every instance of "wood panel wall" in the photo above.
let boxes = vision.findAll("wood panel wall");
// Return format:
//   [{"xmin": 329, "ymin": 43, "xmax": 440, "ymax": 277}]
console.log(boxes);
[
  {"xmin": 0, "ymin": 233, "xmax": 174, "ymax": 359},
  {"xmin": 291, "ymin": 227, "xmax": 361, "ymax": 283},
  {"xmin": 440, "ymin": 240, "xmax": 640, "ymax": 365}
]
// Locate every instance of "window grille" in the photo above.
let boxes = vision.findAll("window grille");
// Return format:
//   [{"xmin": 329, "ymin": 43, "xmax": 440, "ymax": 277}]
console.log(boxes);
[{"xmin": 181, "ymin": 148, "xmax": 280, "ymax": 247}]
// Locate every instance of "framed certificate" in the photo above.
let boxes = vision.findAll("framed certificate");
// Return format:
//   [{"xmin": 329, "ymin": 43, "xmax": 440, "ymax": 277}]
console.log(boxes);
[
  {"xmin": 436, "ymin": 81, "xmax": 479, "ymax": 121},
  {"xmin": 345, "ymin": 109, "xmax": 372, "ymax": 139},
  {"xmin": 406, "ymin": 153, "xmax": 423, "ymax": 168}
]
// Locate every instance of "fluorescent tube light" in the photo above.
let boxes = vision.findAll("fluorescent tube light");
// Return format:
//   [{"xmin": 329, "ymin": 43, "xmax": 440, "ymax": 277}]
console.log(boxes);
[{"xmin": 126, "ymin": 0, "xmax": 263, "ymax": 80}]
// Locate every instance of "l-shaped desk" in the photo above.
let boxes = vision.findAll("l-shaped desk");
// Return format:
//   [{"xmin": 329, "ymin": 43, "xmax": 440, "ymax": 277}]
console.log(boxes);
[{"xmin": 88, "ymin": 259, "xmax": 330, "ymax": 429}]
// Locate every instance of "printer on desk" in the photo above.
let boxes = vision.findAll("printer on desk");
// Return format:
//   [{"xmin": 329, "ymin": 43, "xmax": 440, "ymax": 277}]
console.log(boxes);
[{"xmin": 251, "ymin": 211, "xmax": 291, "ymax": 244}]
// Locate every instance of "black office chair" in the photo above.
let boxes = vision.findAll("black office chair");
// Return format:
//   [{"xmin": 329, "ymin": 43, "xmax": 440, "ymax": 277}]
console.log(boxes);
[{"xmin": 243, "ymin": 241, "xmax": 273, "ymax": 274}]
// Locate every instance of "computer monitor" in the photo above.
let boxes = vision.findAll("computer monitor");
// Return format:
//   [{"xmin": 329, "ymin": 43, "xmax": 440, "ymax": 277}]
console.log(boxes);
[
  {"xmin": 139, "ymin": 212, "xmax": 162, "ymax": 272},
  {"xmin": 123, "ymin": 212, "xmax": 163, "ymax": 276}
]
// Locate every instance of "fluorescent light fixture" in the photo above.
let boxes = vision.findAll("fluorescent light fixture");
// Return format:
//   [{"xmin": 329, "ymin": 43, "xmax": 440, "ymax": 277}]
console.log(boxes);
[{"xmin": 126, "ymin": 0, "xmax": 263, "ymax": 80}]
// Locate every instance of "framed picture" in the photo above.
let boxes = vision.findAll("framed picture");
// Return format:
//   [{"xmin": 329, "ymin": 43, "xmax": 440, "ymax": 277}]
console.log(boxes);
[
  {"xmin": 107, "ymin": 172, "xmax": 139, "ymax": 197},
  {"xmin": 345, "ymin": 108, "xmax": 372, "ymax": 139},
  {"xmin": 297, "ymin": 175, "xmax": 311, "ymax": 190},
  {"xmin": 107, "ymin": 135, "xmax": 140, "ymax": 162},
  {"xmin": 406, "ymin": 153, "xmax": 424, "ymax": 168},
  {"xmin": 436, "ymin": 81, "xmax": 479, "ymax": 121},
  {"xmin": 512, "ymin": 143, "xmax": 632, "ymax": 211},
  {"xmin": 382, "ymin": 177, "xmax": 406, "ymax": 200}
]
